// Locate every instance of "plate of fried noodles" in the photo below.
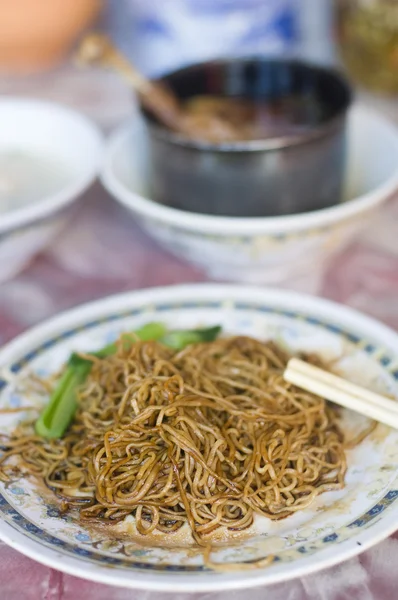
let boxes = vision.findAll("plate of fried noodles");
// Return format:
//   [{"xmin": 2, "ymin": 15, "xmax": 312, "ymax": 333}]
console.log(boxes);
[{"xmin": 1, "ymin": 284, "xmax": 398, "ymax": 592}]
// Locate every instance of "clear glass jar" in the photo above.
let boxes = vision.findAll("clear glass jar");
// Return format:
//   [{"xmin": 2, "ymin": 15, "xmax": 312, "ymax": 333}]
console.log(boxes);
[{"xmin": 335, "ymin": 0, "xmax": 398, "ymax": 95}]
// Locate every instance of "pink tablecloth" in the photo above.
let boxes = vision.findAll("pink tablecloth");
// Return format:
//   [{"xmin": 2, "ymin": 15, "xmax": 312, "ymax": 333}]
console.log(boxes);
[
  {"xmin": 2, "ymin": 67, "xmax": 398, "ymax": 600},
  {"xmin": 1, "ymin": 184, "xmax": 398, "ymax": 600}
]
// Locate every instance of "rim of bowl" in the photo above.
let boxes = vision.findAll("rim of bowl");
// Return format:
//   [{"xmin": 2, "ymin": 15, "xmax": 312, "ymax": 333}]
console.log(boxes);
[
  {"xmin": 145, "ymin": 58, "xmax": 352, "ymax": 152},
  {"xmin": 145, "ymin": 112, "xmax": 347, "ymax": 152},
  {"xmin": 0, "ymin": 98, "xmax": 103, "ymax": 235},
  {"xmin": 101, "ymin": 104, "xmax": 398, "ymax": 236}
]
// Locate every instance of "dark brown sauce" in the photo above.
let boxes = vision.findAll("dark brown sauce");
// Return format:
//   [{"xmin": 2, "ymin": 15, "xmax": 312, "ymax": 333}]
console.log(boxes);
[{"xmin": 181, "ymin": 94, "xmax": 323, "ymax": 142}]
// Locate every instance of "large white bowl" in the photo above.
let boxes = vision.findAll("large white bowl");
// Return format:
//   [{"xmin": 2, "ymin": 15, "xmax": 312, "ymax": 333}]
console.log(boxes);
[
  {"xmin": 101, "ymin": 105, "xmax": 398, "ymax": 291},
  {"xmin": 0, "ymin": 99, "xmax": 103, "ymax": 282}
]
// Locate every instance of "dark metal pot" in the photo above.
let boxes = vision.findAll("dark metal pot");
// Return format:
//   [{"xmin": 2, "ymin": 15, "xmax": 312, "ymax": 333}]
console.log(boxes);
[{"xmin": 142, "ymin": 58, "xmax": 352, "ymax": 218}]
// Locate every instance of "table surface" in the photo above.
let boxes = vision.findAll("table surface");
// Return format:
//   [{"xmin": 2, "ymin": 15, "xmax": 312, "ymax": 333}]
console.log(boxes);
[{"xmin": 1, "ymin": 66, "xmax": 398, "ymax": 600}]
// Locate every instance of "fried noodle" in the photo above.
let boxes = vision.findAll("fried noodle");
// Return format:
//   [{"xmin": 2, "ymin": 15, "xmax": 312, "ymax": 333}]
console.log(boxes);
[{"xmin": 0, "ymin": 336, "xmax": 347, "ymax": 546}]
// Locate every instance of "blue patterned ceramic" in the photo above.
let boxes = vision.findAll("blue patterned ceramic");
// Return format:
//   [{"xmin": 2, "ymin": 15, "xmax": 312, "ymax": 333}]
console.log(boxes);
[
  {"xmin": 1, "ymin": 284, "xmax": 398, "ymax": 591},
  {"xmin": 101, "ymin": 106, "xmax": 398, "ymax": 290},
  {"xmin": 104, "ymin": 0, "xmax": 298, "ymax": 76}
]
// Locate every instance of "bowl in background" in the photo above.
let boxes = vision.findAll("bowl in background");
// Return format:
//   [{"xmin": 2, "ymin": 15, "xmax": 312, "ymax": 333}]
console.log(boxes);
[
  {"xmin": 143, "ymin": 58, "xmax": 352, "ymax": 217},
  {"xmin": 0, "ymin": 0, "xmax": 101, "ymax": 73},
  {"xmin": 101, "ymin": 104, "xmax": 398, "ymax": 291},
  {"xmin": 0, "ymin": 99, "xmax": 103, "ymax": 282}
]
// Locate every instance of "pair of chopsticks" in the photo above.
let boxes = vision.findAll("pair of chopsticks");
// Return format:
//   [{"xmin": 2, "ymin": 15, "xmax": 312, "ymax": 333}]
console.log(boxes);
[{"xmin": 284, "ymin": 358, "xmax": 398, "ymax": 430}]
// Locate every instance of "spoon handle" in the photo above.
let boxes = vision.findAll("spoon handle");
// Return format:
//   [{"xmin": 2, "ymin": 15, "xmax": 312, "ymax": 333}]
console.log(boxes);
[{"xmin": 77, "ymin": 33, "xmax": 183, "ymax": 131}]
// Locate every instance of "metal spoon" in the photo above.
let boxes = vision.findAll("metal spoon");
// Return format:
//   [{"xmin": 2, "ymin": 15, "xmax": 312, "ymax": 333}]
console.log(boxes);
[{"xmin": 76, "ymin": 33, "xmax": 238, "ymax": 142}]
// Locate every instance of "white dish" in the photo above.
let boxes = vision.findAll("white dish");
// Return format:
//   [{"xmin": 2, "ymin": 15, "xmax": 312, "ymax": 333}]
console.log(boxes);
[
  {"xmin": 101, "ymin": 105, "xmax": 398, "ymax": 291},
  {"xmin": 0, "ymin": 99, "xmax": 103, "ymax": 282},
  {"xmin": 1, "ymin": 284, "xmax": 398, "ymax": 592}
]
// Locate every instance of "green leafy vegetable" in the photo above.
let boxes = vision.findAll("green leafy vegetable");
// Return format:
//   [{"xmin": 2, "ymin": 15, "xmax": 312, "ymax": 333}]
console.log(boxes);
[
  {"xmin": 160, "ymin": 325, "xmax": 222, "ymax": 350},
  {"xmin": 67, "ymin": 322, "xmax": 168, "ymax": 370},
  {"xmin": 35, "ymin": 323, "xmax": 221, "ymax": 439},
  {"xmin": 35, "ymin": 361, "xmax": 91, "ymax": 439}
]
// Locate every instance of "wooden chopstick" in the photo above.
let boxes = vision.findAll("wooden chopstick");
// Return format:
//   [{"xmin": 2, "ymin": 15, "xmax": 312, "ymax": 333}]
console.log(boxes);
[{"xmin": 284, "ymin": 358, "xmax": 398, "ymax": 430}]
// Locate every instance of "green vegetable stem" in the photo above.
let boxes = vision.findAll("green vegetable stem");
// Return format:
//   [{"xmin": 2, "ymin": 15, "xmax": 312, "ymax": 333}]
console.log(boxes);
[{"xmin": 35, "ymin": 323, "xmax": 221, "ymax": 439}]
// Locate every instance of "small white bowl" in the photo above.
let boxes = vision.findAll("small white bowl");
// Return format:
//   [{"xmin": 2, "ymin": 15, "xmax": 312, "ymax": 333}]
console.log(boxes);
[
  {"xmin": 101, "ymin": 105, "xmax": 398, "ymax": 291},
  {"xmin": 0, "ymin": 99, "xmax": 103, "ymax": 282}
]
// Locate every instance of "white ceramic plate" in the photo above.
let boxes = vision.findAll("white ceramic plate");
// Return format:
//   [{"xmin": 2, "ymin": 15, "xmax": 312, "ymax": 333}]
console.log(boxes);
[{"xmin": 1, "ymin": 284, "xmax": 398, "ymax": 593}]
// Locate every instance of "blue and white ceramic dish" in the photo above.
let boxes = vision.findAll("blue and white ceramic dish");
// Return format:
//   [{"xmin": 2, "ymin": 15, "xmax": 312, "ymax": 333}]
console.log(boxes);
[
  {"xmin": 104, "ymin": 0, "xmax": 298, "ymax": 76},
  {"xmin": 1, "ymin": 284, "xmax": 398, "ymax": 592},
  {"xmin": 101, "ymin": 106, "xmax": 398, "ymax": 291}
]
